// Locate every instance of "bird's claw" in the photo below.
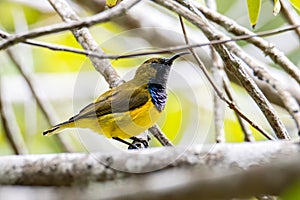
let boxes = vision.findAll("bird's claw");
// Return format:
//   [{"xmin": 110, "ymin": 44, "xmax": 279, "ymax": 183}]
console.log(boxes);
[{"xmin": 129, "ymin": 136, "xmax": 151, "ymax": 149}]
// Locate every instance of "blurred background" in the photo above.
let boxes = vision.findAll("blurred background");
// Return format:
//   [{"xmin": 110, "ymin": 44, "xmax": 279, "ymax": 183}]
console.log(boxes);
[{"xmin": 0, "ymin": 0, "xmax": 299, "ymax": 154}]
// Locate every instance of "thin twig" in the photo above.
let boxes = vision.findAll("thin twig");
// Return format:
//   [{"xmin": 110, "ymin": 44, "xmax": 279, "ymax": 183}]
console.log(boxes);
[
  {"xmin": 0, "ymin": 76, "xmax": 28, "ymax": 154},
  {"xmin": 210, "ymin": 52, "xmax": 226, "ymax": 143},
  {"xmin": 0, "ymin": 0, "xmax": 141, "ymax": 51},
  {"xmin": 210, "ymin": 43, "xmax": 255, "ymax": 142},
  {"xmin": 149, "ymin": 125, "xmax": 174, "ymax": 146},
  {"xmin": 48, "ymin": 0, "xmax": 122, "ymax": 88},
  {"xmin": 210, "ymin": 42, "xmax": 255, "ymax": 141},
  {"xmin": 180, "ymin": 14, "xmax": 226, "ymax": 143},
  {"xmin": 204, "ymin": 0, "xmax": 226, "ymax": 143},
  {"xmin": 0, "ymin": 30, "xmax": 116, "ymax": 61},
  {"xmin": 177, "ymin": 14, "xmax": 273, "ymax": 141},
  {"xmin": 193, "ymin": 3, "xmax": 300, "ymax": 135},
  {"xmin": 6, "ymin": 50, "xmax": 73, "ymax": 152},
  {"xmin": 1, "ymin": 24, "xmax": 300, "ymax": 60},
  {"xmin": 82, "ymin": 24, "xmax": 300, "ymax": 59},
  {"xmin": 222, "ymin": 76, "xmax": 255, "ymax": 142},
  {"xmin": 195, "ymin": 3, "xmax": 300, "ymax": 85},
  {"xmin": 157, "ymin": 0, "xmax": 289, "ymax": 139},
  {"xmin": 225, "ymin": 42, "xmax": 300, "ymax": 135},
  {"xmin": 279, "ymin": 0, "xmax": 300, "ymax": 41}
]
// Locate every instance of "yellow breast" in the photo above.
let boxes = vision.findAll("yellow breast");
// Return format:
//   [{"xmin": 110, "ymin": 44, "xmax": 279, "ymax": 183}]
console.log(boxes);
[{"xmin": 76, "ymin": 98, "xmax": 163, "ymax": 139}]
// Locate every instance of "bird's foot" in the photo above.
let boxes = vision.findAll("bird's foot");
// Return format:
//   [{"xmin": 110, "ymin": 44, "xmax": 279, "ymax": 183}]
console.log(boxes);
[
  {"xmin": 129, "ymin": 136, "xmax": 151, "ymax": 149},
  {"xmin": 112, "ymin": 137, "xmax": 140, "ymax": 150}
]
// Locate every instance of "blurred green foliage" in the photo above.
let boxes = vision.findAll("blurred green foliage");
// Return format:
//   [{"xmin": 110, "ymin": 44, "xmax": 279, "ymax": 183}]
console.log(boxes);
[
  {"xmin": 0, "ymin": 1, "xmax": 42, "ymax": 32},
  {"xmin": 281, "ymin": 179, "xmax": 300, "ymax": 200}
]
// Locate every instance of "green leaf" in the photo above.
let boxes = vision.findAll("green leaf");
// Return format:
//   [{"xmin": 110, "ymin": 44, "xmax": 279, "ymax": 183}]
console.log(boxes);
[
  {"xmin": 246, "ymin": 0, "xmax": 262, "ymax": 28},
  {"xmin": 273, "ymin": 0, "xmax": 281, "ymax": 16},
  {"xmin": 290, "ymin": 0, "xmax": 300, "ymax": 11}
]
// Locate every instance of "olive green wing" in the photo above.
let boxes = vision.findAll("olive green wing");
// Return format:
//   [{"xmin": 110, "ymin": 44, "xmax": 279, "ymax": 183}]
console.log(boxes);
[{"xmin": 69, "ymin": 84, "xmax": 150, "ymax": 121}]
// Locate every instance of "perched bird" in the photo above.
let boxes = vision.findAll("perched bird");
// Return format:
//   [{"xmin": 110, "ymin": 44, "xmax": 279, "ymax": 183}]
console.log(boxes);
[{"xmin": 43, "ymin": 52, "xmax": 188, "ymax": 148}]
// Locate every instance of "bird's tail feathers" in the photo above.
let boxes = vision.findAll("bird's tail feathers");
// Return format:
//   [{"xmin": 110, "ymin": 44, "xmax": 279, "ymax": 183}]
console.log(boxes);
[{"xmin": 43, "ymin": 120, "xmax": 75, "ymax": 136}]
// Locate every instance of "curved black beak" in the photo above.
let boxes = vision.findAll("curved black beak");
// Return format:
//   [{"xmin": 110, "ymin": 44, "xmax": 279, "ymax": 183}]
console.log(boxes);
[{"xmin": 165, "ymin": 52, "xmax": 190, "ymax": 65}]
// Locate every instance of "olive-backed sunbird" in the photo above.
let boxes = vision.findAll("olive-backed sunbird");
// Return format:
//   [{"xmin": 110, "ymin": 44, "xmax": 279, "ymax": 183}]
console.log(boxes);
[{"xmin": 43, "ymin": 52, "xmax": 188, "ymax": 148}]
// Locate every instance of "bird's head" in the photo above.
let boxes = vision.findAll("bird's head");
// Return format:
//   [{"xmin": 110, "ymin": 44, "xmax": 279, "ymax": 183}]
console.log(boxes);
[{"xmin": 134, "ymin": 52, "xmax": 189, "ymax": 86}]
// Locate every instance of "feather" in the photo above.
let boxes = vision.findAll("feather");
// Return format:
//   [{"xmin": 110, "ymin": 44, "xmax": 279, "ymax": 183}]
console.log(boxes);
[
  {"xmin": 148, "ymin": 83, "xmax": 167, "ymax": 112},
  {"xmin": 69, "ymin": 82, "xmax": 150, "ymax": 121}
]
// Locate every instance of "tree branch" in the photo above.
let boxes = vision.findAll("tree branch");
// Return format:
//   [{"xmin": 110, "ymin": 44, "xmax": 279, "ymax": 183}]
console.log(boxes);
[
  {"xmin": 48, "ymin": 0, "xmax": 122, "ymax": 87},
  {"xmin": 199, "ymin": 6, "xmax": 300, "ymax": 133},
  {"xmin": 0, "ymin": 141, "xmax": 299, "ymax": 188},
  {"xmin": 211, "ymin": 51, "xmax": 226, "ymax": 143},
  {"xmin": 279, "ymin": 0, "xmax": 300, "ymax": 41},
  {"xmin": 204, "ymin": 0, "xmax": 226, "ymax": 143},
  {"xmin": 0, "ymin": 30, "xmax": 114, "ymax": 60},
  {"xmin": 106, "ymin": 151, "xmax": 300, "ymax": 200},
  {"xmin": 178, "ymin": 11, "xmax": 268, "ymax": 141},
  {"xmin": 226, "ymin": 42, "xmax": 300, "ymax": 135},
  {"xmin": 222, "ymin": 75, "xmax": 255, "ymax": 142},
  {"xmin": 196, "ymin": 2, "xmax": 300, "ymax": 85},
  {"xmin": 0, "ymin": 76, "xmax": 28, "ymax": 155},
  {"xmin": 6, "ymin": 50, "xmax": 73, "ymax": 152},
  {"xmin": 0, "ymin": 0, "xmax": 141, "ymax": 51},
  {"xmin": 153, "ymin": 0, "xmax": 289, "ymax": 139},
  {"xmin": 149, "ymin": 124, "xmax": 174, "ymax": 146}
]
